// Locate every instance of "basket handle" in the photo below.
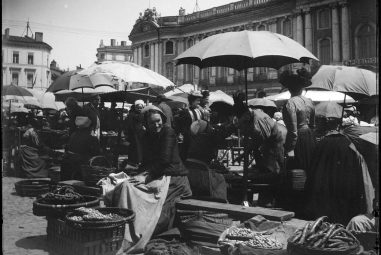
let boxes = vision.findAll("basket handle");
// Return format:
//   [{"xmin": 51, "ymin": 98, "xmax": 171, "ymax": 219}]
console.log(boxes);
[{"xmin": 88, "ymin": 155, "xmax": 112, "ymax": 167}]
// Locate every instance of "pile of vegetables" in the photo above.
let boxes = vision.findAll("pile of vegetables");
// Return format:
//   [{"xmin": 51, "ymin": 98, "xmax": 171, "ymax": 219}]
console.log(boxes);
[
  {"xmin": 68, "ymin": 207, "xmax": 124, "ymax": 222},
  {"xmin": 288, "ymin": 216, "xmax": 359, "ymax": 251},
  {"xmin": 37, "ymin": 185, "xmax": 84, "ymax": 205}
]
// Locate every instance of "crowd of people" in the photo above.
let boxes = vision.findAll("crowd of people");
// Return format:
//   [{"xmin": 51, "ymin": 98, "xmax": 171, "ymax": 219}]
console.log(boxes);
[{"xmin": 2, "ymin": 67, "xmax": 378, "ymax": 251}]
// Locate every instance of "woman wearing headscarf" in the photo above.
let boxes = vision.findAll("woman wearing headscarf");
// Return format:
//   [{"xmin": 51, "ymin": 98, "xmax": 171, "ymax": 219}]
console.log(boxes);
[
  {"xmin": 279, "ymin": 68, "xmax": 316, "ymax": 173},
  {"xmin": 19, "ymin": 118, "xmax": 52, "ymax": 178}
]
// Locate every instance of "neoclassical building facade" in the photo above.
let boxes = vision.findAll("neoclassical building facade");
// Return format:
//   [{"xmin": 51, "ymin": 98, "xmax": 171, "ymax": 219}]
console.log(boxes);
[{"xmin": 129, "ymin": 0, "xmax": 377, "ymax": 97}]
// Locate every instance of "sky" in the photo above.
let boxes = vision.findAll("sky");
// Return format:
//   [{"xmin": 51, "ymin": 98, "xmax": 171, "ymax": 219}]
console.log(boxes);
[{"xmin": 2, "ymin": 0, "xmax": 235, "ymax": 71}]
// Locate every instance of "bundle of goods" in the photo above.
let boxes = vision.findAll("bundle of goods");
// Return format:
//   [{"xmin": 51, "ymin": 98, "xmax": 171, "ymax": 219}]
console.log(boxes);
[
  {"xmin": 33, "ymin": 185, "xmax": 100, "ymax": 217},
  {"xmin": 287, "ymin": 216, "xmax": 360, "ymax": 255},
  {"xmin": 65, "ymin": 207, "xmax": 135, "ymax": 229},
  {"xmin": 222, "ymin": 227, "xmax": 283, "ymax": 250}
]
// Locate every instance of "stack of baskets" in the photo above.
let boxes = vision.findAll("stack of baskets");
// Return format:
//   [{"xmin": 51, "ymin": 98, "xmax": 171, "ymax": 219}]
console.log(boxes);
[{"xmin": 81, "ymin": 156, "xmax": 116, "ymax": 186}]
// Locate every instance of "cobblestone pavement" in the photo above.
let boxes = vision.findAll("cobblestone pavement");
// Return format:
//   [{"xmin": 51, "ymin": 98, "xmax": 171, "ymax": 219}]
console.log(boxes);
[{"xmin": 2, "ymin": 177, "xmax": 49, "ymax": 255}]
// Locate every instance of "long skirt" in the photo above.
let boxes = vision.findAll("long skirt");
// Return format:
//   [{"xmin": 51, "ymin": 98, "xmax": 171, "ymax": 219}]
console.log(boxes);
[
  {"xmin": 293, "ymin": 128, "xmax": 316, "ymax": 175},
  {"xmin": 19, "ymin": 145, "xmax": 48, "ymax": 178},
  {"xmin": 152, "ymin": 175, "xmax": 192, "ymax": 236},
  {"xmin": 304, "ymin": 133, "xmax": 372, "ymax": 225}
]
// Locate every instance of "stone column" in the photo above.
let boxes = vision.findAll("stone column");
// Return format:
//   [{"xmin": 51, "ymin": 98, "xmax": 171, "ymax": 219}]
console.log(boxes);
[
  {"xmin": 296, "ymin": 11, "xmax": 304, "ymax": 45},
  {"xmin": 304, "ymin": 8, "xmax": 313, "ymax": 52},
  {"xmin": 331, "ymin": 4, "xmax": 340, "ymax": 63},
  {"xmin": 340, "ymin": 1, "xmax": 350, "ymax": 61},
  {"xmin": 133, "ymin": 47, "xmax": 138, "ymax": 65},
  {"xmin": 292, "ymin": 14, "xmax": 298, "ymax": 40},
  {"xmin": 177, "ymin": 39, "xmax": 184, "ymax": 84},
  {"xmin": 194, "ymin": 36, "xmax": 200, "ymax": 83},
  {"xmin": 154, "ymin": 42, "xmax": 159, "ymax": 72},
  {"xmin": 158, "ymin": 40, "xmax": 162, "ymax": 74},
  {"xmin": 138, "ymin": 45, "xmax": 142, "ymax": 66},
  {"xmin": 150, "ymin": 43, "xmax": 155, "ymax": 70}
]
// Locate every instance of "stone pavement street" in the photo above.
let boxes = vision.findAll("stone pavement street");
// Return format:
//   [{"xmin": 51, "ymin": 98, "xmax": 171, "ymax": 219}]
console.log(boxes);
[{"xmin": 2, "ymin": 177, "xmax": 49, "ymax": 255}]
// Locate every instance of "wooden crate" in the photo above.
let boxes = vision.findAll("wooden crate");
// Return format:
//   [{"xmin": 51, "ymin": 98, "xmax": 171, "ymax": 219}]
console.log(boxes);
[{"xmin": 47, "ymin": 217, "xmax": 125, "ymax": 255}]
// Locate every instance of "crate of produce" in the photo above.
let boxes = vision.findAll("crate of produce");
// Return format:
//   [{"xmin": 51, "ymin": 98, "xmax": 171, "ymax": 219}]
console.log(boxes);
[
  {"xmin": 47, "ymin": 217, "xmax": 125, "ymax": 255},
  {"xmin": 15, "ymin": 179, "xmax": 52, "ymax": 197},
  {"xmin": 287, "ymin": 216, "xmax": 360, "ymax": 255},
  {"xmin": 33, "ymin": 185, "xmax": 100, "ymax": 217}
]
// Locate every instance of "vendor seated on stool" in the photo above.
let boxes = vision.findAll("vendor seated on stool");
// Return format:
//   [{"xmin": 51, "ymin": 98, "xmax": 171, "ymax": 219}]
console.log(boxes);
[{"xmin": 61, "ymin": 116, "xmax": 102, "ymax": 181}]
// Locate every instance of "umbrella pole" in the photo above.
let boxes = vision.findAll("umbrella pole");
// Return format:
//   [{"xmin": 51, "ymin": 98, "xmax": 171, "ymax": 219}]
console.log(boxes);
[
  {"xmin": 81, "ymin": 88, "xmax": 84, "ymax": 103},
  {"xmin": 115, "ymin": 86, "xmax": 127, "ymax": 168},
  {"xmin": 243, "ymin": 68, "xmax": 249, "ymax": 204},
  {"xmin": 340, "ymin": 94, "xmax": 347, "ymax": 130}
]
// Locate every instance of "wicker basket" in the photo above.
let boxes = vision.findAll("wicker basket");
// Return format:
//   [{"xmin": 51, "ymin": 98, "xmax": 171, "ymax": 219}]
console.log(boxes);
[
  {"xmin": 47, "ymin": 217, "xmax": 125, "ymax": 255},
  {"xmin": 33, "ymin": 195, "xmax": 100, "ymax": 217},
  {"xmin": 287, "ymin": 238, "xmax": 360, "ymax": 255},
  {"xmin": 65, "ymin": 207, "xmax": 135, "ymax": 230},
  {"xmin": 15, "ymin": 179, "xmax": 52, "ymax": 197},
  {"xmin": 81, "ymin": 156, "xmax": 115, "ymax": 187}
]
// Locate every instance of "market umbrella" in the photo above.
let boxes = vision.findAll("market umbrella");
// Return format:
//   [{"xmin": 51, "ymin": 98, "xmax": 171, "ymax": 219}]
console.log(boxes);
[
  {"xmin": 359, "ymin": 132, "xmax": 378, "ymax": 145},
  {"xmin": 47, "ymin": 70, "xmax": 116, "ymax": 93},
  {"xmin": 247, "ymin": 98, "xmax": 277, "ymax": 108},
  {"xmin": 209, "ymin": 90, "xmax": 234, "ymax": 106},
  {"xmin": 309, "ymin": 65, "xmax": 377, "ymax": 100},
  {"xmin": 2, "ymin": 102, "xmax": 30, "ymax": 113},
  {"xmin": 164, "ymin": 84, "xmax": 197, "ymax": 97},
  {"xmin": 78, "ymin": 61, "xmax": 174, "ymax": 89},
  {"xmin": 26, "ymin": 89, "xmax": 66, "ymax": 111},
  {"xmin": 174, "ymin": 30, "xmax": 318, "ymax": 203},
  {"xmin": 54, "ymin": 86, "xmax": 117, "ymax": 102},
  {"xmin": 315, "ymin": 101, "xmax": 343, "ymax": 119},
  {"xmin": 265, "ymin": 90, "xmax": 356, "ymax": 104},
  {"xmin": 2, "ymin": 84, "xmax": 36, "ymax": 114}
]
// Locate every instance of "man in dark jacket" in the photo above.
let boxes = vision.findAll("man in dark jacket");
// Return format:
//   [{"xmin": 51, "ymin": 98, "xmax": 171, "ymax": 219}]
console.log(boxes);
[
  {"xmin": 83, "ymin": 95, "xmax": 101, "ymax": 139},
  {"xmin": 64, "ymin": 97, "xmax": 84, "ymax": 136}
]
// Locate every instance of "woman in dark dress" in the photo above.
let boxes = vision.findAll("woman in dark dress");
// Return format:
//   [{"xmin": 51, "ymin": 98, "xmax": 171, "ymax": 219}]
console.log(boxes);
[
  {"xmin": 140, "ymin": 105, "xmax": 192, "ymax": 235},
  {"xmin": 280, "ymin": 68, "xmax": 316, "ymax": 174},
  {"xmin": 304, "ymin": 103, "xmax": 375, "ymax": 225}
]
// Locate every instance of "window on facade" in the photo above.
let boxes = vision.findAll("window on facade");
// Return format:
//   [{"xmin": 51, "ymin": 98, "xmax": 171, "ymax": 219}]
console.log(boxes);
[
  {"xmin": 228, "ymin": 68, "xmax": 235, "ymax": 75},
  {"xmin": 12, "ymin": 73, "xmax": 19, "ymax": 85},
  {"xmin": 100, "ymin": 53, "xmax": 105, "ymax": 60},
  {"xmin": 283, "ymin": 19, "xmax": 292, "ymax": 37},
  {"xmin": 165, "ymin": 41, "xmax": 174, "ymax": 55},
  {"xmin": 28, "ymin": 53, "xmax": 34, "ymax": 65},
  {"xmin": 27, "ymin": 73, "xmax": 34, "ymax": 88},
  {"xmin": 166, "ymin": 62, "xmax": 174, "ymax": 80},
  {"xmin": 318, "ymin": 9, "xmax": 330, "ymax": 29},
  {"xmin": 13, "ymin": 52, "xmax": 19, "ymax": 64},
  {"xmin": 259, "ymin": 67, "xmax": 267, "ymax": 74},
  {"xmin": 124, "ymin": 54, "xmax": 130, "ymax": 61},
  {"xmin": 357, "ymin": 24, "xmax": 376, "ymax": 59},
  {"xmin": 319, "ymin": 38, "xmax": 331, "ymax": 65},
  {"xmin": 112, "ymin": 54, "xmax": 116, "ymax": 61},
  {"xmin": 144, "ymin": 45, "xmax": 150, "ymax": 57},
  {"xmin": 257, "ymin": 25, "xmax": 266, "ymax": 31}
]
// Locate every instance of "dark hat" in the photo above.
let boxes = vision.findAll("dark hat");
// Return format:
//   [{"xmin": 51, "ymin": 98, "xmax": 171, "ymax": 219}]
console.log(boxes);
[
  {"xmin": 279, "ymin": 68, "xmax": 312, "ymax": 89},
  {"xmin": 141, "ymin": 105, "xmax": 167, "ymax": 124},
  {"xmin": 201, "ymin": 90, "xmax": 210, "ymax": 98},
  {"xmin": 188, "ymin": 90, "xmax": 203, "ymax": 103}
]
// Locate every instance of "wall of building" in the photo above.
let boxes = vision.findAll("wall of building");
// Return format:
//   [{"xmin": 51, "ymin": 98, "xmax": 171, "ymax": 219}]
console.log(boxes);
[
  {"xmin": 129, "ymin": 0, "xmax": 377, "ymax": 96},
  {"xmin": 2, "ymin": 45, "xmax": 51, "ymax": 91}
]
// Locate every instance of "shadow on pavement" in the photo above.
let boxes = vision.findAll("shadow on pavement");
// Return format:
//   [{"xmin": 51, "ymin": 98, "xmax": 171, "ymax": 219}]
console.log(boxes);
[{"xmin": 15, "ymin": 235, "xmax": 49, "ymax": 252}]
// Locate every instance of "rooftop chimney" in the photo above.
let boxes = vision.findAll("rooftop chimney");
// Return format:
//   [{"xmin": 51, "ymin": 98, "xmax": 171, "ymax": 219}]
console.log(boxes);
[
  {"xmin": 50, "ymin": 60, "xmax": 57, "ymax": 68},
  {"xmin": 121, "ymin": 41, "xmax": 126, "ymax": 46},
  {"xmin": 35, "ymin": 32, "xmax": 43, "ymax": 42},
  {"xmin": 99, "ymin": 39, "xmax": 104, "ymax": 47},
  {"xmin": 4, "ymin": 28, "xmax": 10, "ymax": 38},
  {"xmin": 110, "ymin": 39, "xmax": 116, "ymax": 46}
]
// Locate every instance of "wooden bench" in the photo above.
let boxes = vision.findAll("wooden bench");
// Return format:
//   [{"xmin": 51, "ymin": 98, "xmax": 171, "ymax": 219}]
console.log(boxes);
[{"xmin": 176, "ymin": 198, "xmax": 294, "ymax": 222}]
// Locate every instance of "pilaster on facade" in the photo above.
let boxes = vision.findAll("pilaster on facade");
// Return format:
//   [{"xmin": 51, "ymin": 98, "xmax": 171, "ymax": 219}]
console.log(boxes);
[
  {"xmin": 331, "ymin": 3, "xmax": 341, "ymax": 63},
  {"xmin": 304, "ymin": 8, "xmax": 313, "ymax": 52},
  {"xmin": 339, "ymin": 0, "xmax": 350, "ymax": 61},
  {"xmin": 295, "ymin": 10, "xmax": 304, "ymax": 45}
]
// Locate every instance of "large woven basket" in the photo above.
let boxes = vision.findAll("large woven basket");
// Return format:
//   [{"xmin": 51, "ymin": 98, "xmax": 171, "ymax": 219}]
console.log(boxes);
[
  {"xmin": 287, "ymin": 238, "xmax": 360, "ymax": 255},
  {"xmin": 33, "ymin": 195, "xmax": 100, "ymax": 217},
  {"xmin": 81, "ymin": 156, "xmax": 115, "ymax": 186},
  {"xmin": 65, "ymin": 207, "xmax": 135, "ymax": 230},
  {"xmin": 15, "ymin": 179, "xmax": 52, "ymax": 197}
]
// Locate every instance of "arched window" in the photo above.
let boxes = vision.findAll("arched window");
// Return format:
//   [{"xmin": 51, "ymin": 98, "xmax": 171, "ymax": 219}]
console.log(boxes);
[
  {"xmin": 165, "ymin": 62, "xmax": 174, "ymax": 80},
  {"xmin": 283, "ymin": 19, "xmax": 292, "ymax": 37},
  {"xmin": 356, "ymin": 24, "xmax": 376, "ymax": 59},
  {"xmin": 165, "ymin": 41, "xmax": 174, "ymax": 55},
  {"xmin": 144, "ymin": 44, "xmax": 150, "ymax": 57},
  {"xmin": 257, "ymin": 24, "xmax": 266, "ymax": 31},
  {"xmin": 319, "ymin": 38, "xmax": 331, "ymax": 65},
  {"xmin": 318, "ymin": 9, "xmax": 330, "ymax": 29}
]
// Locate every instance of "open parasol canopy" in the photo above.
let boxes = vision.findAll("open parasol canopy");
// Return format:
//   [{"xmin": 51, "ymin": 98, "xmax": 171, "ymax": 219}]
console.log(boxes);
[
  {"xmin": 247, "ymin": 98, "xmax": 277, "ymax": 108},
  {"xmin": 315, "ymin": 101, "xmax": 344, "ymax": 119},
  {"xmin": 265, "ymin": 90, "xmax": 356, "ymax": 104},
  {"xmin": 78, "ymin": 61, "xmax": 174, "ymax": 89},
  {"xmin": 309, "ymin": 65, "xmax": 377, "ymax": 100}
]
